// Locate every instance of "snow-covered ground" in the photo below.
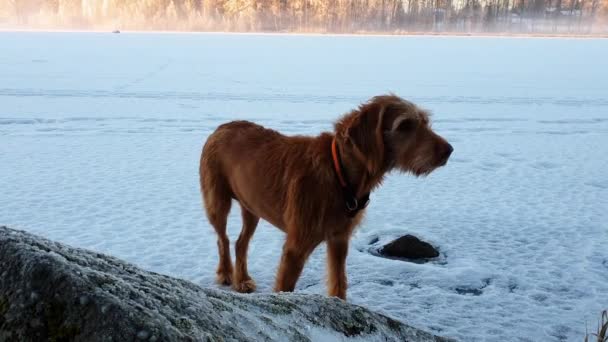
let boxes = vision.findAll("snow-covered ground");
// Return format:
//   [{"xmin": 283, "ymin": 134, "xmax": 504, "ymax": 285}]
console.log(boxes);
[{"xmin": 1, "ymin": 32, "xmax": 607, "ymax": 341}]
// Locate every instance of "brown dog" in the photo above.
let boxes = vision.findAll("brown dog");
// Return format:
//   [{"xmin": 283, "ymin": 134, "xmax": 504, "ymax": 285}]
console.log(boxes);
[{"xmin": 199, "ymin": 94, "xmax": 452, "ymax": 300}]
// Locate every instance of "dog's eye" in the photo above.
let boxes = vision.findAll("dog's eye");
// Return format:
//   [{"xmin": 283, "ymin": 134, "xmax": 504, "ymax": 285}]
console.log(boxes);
[{"xmin": 396, "ymin": 119, "xmax": 417, "ymax": 132}]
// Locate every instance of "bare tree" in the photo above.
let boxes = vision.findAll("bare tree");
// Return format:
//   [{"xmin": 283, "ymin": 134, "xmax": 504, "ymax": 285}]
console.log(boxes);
[{"xmin": 1, "ymin": 0, "xmax": 607, "ymax": 34}]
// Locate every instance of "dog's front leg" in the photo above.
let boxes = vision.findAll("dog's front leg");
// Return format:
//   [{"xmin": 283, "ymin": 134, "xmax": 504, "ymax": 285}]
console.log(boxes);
[
  {"xmin": 327, "ymin": 235, "xmax": 349, "ymax": 300},
  {"xmin": 274, "ymin": 234, "xmax": 320, "ymax": 293}
]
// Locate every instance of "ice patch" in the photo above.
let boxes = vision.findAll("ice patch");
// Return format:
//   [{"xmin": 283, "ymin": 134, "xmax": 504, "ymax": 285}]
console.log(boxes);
[{"xmin": 1, "ymin": 32, "xmax": 607, "ymax": 342}]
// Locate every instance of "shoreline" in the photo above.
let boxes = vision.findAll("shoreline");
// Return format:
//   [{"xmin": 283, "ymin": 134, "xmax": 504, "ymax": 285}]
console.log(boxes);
[{"xmin": 1, "ymin": 27, "xmax": 607, "ymax": 39}]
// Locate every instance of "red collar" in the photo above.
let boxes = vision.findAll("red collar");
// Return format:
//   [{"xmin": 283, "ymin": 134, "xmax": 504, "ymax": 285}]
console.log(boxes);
[
  {"xmin": 331, "ymin": 138, "xmax": 370, "ymax": 216},
  {"xmin": 331, "ymin": 138, "xmax": 348, "ymax": 187}
]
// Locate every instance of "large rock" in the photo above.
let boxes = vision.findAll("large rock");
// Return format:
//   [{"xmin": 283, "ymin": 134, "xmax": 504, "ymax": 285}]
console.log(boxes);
[{"xmin": 0, "ymin": 226, "xmax": 451, "ymax": 342}]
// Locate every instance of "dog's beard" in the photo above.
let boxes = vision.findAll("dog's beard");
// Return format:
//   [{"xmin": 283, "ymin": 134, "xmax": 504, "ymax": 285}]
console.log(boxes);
[
  {"xmin": 398, "ymin": 155, "xmax": 438, "ymax": 177},
  {"xmin": 411, "ymin": 166, "xmax": 435, "ymax": 177}
]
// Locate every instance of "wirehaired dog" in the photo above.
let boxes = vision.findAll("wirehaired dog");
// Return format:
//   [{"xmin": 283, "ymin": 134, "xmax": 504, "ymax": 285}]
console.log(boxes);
[{"xmin": 200, "ymin": 94, "xmax": 452, "ymax": 300}]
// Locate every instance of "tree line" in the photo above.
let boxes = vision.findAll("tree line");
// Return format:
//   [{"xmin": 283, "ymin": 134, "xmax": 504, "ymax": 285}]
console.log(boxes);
[{"xmin": 1, "ymin": 0, "xmax": 607, "ymax": 34}]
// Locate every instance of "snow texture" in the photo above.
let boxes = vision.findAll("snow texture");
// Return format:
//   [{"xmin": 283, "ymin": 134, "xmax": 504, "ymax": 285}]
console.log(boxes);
[
  {"xmin": 0, "ymin": 226, "xmax": 449, "ymax": 341},
  {"xmin": 0, "ymin": 32, "xmax": 607, "ymax": 341}
]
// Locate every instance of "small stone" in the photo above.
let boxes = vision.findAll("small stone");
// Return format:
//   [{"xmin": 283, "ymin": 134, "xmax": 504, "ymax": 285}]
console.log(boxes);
[
  {"xmin": 379, "ymin": 235, "xmax": 439, "ymax": 260},
  {"xmin": 30, "ymin": 291, "xmax": 39, "ymax": 301},
  {"xmin": 136, "ymin": 330, "xmax": 150, "ymax": 340},
  {"xmin": 101, "ymin": 304, "xmax": 110, "ymax": 314}
]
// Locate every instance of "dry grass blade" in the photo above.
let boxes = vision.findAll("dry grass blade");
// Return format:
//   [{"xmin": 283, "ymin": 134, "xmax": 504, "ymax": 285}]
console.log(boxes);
[
  {"xmin": 599, "ymin": 310, "xmax": 608, "ymax": 342},
  {"xmin": 586, "ymin": 310, "xmax": 608, "ymax": 342}
]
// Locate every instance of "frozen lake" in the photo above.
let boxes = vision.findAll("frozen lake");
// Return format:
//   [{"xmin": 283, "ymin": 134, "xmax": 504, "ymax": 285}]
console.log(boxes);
[{"xmin": 1, "ymin": 32, "xmax": 607, "ymax": 341}]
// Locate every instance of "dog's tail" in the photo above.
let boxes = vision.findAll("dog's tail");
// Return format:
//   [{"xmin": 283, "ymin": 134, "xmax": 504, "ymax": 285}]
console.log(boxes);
[{"xmin": 199, "ymin": 132, "xmax": 232, "ymax": 225}]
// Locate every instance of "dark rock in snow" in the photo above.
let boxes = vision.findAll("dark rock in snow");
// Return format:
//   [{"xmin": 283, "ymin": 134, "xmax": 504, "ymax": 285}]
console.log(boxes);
[
  {"xmin": 379, "ymin": 235, "xmax": 440, "ymax": 260},
  {"xmin": 0, "ymin": 226, "xmax": 451, "ymax": 342}
]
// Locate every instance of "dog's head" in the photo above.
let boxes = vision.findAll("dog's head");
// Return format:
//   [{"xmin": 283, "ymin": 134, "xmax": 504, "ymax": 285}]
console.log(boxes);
[{"xmin": 335, "ymin": 94, "xmax": 453, "ymax": 177}]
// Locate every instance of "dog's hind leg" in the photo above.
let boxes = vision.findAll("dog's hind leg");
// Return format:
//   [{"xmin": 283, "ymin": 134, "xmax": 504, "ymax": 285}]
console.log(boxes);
[
  {"xmin": 200, "ymin": 163, "xmax": 233, "ymax": 286},
  {"xmin": 232, "ymin": 205, "xmax": 259, "ymax": 293},
  {"xmin": 207, "ymin": 199, "xmax": 233, "ymax": 285}
]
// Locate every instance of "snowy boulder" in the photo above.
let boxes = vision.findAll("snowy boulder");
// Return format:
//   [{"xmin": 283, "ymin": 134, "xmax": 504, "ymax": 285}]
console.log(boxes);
[
  {"xmin": 379, "ymin": 235, "xmax": 440, "ymax": 260},
  {"xmin": 0, "ymin": 226, "xmax": 451, "ymax": 342}
]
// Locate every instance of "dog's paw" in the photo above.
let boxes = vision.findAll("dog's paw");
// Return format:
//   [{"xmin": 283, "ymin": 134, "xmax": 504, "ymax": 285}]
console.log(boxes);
[
  {"xmin": 216, "ymin": 271, "xmax": 233, "ymax": 286},
  {"xmin": 233, "ymin": 279, "xmax": 257, "ymax": 293}
]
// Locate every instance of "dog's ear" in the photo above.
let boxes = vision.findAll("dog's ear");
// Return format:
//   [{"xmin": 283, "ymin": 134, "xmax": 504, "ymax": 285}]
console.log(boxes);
[
  {"xmin": 390, "ymin": 115, "xmax": 418, "ymax": 133},
  {"xmin": 344, "ymin": 103, "xmax": 386, "ymax": 174}
]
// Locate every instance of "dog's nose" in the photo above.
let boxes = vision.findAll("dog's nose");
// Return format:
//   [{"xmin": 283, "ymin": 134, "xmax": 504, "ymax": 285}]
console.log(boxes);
[{"xmin": 445, "ymin": 144, "xmax": 454, "ymax": 158}]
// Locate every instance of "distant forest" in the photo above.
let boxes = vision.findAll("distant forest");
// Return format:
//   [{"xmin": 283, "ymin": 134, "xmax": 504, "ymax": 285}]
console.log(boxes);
[{"xmin": 1, "ymin": 0, "xmax": 607, "ymax": 34}]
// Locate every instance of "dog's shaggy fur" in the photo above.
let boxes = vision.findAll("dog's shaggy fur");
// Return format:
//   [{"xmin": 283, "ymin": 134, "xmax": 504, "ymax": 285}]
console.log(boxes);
[{"xmin": 200, "ymin": 94, "xmax": 453, "ymax": 300}]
